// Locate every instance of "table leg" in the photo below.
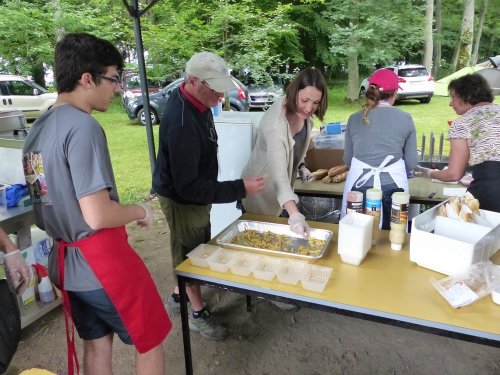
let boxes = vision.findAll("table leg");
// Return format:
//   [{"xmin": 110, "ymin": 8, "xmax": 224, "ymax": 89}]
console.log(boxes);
[
  {"xmin": 178, "ymin": 276, "xmax": 193, "ymax": 375},
  {"xmin": 246, "ymin": 295, "xmax": 252, "ymax": 312}
]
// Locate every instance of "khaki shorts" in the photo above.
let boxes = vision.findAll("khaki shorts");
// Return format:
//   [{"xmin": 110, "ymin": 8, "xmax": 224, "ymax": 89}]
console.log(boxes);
[{"xmin": 158, "ymin": 195, "xmax": 211, "ymax": 281}]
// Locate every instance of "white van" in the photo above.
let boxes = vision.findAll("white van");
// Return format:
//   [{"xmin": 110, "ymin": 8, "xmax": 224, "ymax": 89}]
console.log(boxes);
[{"xmin": 0, "ymin": 75, "xmax": 57, "ymax": 121}]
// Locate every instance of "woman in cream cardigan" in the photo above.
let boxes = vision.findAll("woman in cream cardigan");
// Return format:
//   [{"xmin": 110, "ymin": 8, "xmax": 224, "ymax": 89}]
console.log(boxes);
[{"xmin": 241, "ymin": 67, "xmax": 328, "ymax": 238}]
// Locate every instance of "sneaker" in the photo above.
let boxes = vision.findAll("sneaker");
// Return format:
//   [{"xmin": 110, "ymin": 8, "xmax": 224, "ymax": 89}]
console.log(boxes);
[
  {"xmin": 270, "ymin": 300, "xmax": 300, "ymax": 311},
  {"xmin": 164, "ymin": 293, "xmax": 189, "ymax": 316},
  {"xmin": 188, "ymin": 310, "xmax": 228, "ymax": 341}
]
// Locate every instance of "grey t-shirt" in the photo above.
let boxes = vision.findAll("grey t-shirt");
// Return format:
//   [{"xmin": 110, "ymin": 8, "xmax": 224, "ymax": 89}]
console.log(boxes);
[
  {"xmin": 23, "ymin": 104, "xmax": 118, "ymax": 291},
  {"xmin": 343, "ymin": 107, "xmax": 417, "ymax": 185}
]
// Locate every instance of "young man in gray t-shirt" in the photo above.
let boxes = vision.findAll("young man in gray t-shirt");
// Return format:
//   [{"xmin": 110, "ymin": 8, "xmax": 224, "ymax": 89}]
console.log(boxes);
[{"xmin": 22, "ymin": 33, "xmax": 170, "ymax": 374}]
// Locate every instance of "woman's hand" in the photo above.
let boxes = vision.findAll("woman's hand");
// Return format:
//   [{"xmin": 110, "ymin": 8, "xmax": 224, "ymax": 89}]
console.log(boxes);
[
  {"xmin": 413, "ymin": 166, "xmax": 434, "ymax": 178},
  {"xmin": 288, "ymin": 212, "xmax": 310, "ymax": 239}
]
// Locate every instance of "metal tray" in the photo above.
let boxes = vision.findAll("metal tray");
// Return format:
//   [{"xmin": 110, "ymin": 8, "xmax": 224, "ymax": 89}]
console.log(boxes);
[{"xmin": 216, "ymin": 220, "xmax": 333, "ymax": 259}]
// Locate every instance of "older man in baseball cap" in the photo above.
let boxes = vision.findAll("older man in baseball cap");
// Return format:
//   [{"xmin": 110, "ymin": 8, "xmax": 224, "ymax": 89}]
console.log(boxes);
[{"xmin": 152, "ymin": 52, "xmax": 264, "ymax": 341}]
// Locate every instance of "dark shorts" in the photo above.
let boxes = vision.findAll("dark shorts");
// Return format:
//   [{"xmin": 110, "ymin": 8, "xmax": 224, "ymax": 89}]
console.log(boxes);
[{"xmin": 68, "ymin": 289, "xmax": 132, "ymax": 344}]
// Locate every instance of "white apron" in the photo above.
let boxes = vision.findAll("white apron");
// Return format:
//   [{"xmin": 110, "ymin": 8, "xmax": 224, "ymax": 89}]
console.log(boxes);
[{"xmin": 341, "ymin": 155, "xmax": 409, "ymax": 225}]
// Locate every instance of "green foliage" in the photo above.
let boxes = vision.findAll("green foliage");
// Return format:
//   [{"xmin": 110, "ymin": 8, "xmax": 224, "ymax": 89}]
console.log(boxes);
[{"xmin": 0, "ymin": 0, "xmax": 56, "ymax": 79}]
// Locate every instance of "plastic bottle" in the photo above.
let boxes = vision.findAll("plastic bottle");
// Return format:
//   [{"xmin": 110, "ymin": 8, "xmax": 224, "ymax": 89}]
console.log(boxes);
[
  {"xmin": 389, "ymin": 191, "xmax": 410, "ymax": 251},
  {"xmin": 33, "ymin": 264, "xmax": 55, "ymax": 303},
  {"xmin": 365, "ymin": 188, "xmax": 382, "ymax": 245},
  {"xmin": 212, "ymin": 98, "xmax": 222, "ymax": 117},
  {"xmin": 346, "ymin": 191, "xmax": 363, "ymax": 215}
]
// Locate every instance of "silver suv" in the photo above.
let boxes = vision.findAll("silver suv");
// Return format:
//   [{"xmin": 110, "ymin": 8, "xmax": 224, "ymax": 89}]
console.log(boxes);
[
  {"xmin": 0, "ymin": 75, "xmax": 57, "ymax": 120},
  {"xmin": 359, "ymin": 64, "xmax": 435, "ymax": 104}
]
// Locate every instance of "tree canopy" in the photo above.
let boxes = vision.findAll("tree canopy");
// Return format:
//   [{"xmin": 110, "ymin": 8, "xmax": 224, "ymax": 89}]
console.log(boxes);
[{"xmin": 1, "ymin": 0, "xmax": 498, "ymax": 97}]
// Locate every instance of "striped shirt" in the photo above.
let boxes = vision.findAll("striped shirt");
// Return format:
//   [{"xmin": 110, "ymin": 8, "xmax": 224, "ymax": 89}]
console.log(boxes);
[{"xmin": 448, "ymin": 103, "xmax": 500, "ymax": 166}]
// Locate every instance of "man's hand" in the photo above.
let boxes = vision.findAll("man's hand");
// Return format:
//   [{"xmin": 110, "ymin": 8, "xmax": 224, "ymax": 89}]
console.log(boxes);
[
  {"xmin": 413, "ymin": 166, "xmax": 434, "ymax": 178},
  {"xmin": 288, "ymin": 212, "xmax": 310, "ymax": 239},
  {"xmin": 243, "ymin": 176, "xmax": 265, "ymax": 197},
  {"xmin": 298, "ymin": 166, "xmax": 314, "ymax": 183},
  {"xmin": 136, "ymin": 203, "xmax": 152, "ymax": 227},
  {"xmin": 4, "ymin": 250, "xmax": 31, "ymax": 294}
]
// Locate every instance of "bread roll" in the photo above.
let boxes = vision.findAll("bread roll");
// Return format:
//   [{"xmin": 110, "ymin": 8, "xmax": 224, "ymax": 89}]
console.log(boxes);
[
  {"xmin": 450, "ymin": 197, "xmax": 461, "ymax": 216},
  {"xmin": 331, "ymin": 171, "xmax": 348, "ymax": 182},
  {"xmin": 322, "ymin": 176, "xmax": 333, "ymax": 183},
  {"xmin": 465, "ymin": 199, "xmax": 480, "ymax": 215},
  {"xmin": 328, "ymin": 164, "xmax": 348, "ymax": 177},
  {"xmin": 310, "ymin": 169, "xmax": 328, "ymax": 181},
  {"xmin": 438, "ymin": 204, "xmax": 447, "ymax": 217}
]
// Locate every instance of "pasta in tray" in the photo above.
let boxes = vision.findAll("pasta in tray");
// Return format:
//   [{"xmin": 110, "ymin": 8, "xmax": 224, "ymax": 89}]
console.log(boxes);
[{"xmin": 230, "ymin": 229, "xmax": 325, "ymax": 256}]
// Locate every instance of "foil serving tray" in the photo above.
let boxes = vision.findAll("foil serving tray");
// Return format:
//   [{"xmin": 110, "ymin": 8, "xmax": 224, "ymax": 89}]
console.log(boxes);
[{"xmin": 216, "ymin": 220, "xmax": 333, "ymax": 259}]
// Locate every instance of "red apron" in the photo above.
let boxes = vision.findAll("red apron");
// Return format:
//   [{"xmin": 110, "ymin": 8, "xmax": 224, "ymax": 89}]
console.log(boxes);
[{"xmin": 58, "ymin": 226, "xmax": 172, "ymax": 375}]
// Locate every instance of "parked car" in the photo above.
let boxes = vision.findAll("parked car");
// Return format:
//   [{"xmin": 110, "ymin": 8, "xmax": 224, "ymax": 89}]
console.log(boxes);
[
  {"xmin": 240, "ymin": 74, "xmax": 284, "ymax": 110},
  {"xmin": 0, "ymin": 74, "xmax": 57, "ymax": 120},
  {"xmin": 359, "ymin": 64, "xmax": 435, "ymax": 104},
  {"xmin": 120, "ymin": 72, "xmax": 163, "ymax": 107},
  {"xmin": 125, "ymin": 76, "xmax": 250, "ymax": 125}
]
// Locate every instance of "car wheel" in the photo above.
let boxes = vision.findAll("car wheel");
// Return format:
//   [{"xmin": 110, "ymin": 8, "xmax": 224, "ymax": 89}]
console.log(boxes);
[
  {"xmin": 230, "ymin": 104, "xmax": 240, "ymax": 112},
  {"xmin": 137, "ymin": 108, "xmax": 159, "ymax": 125},
  {"xmin": 359, "ymin": 86, "xmax": 366, "ymax": 99},
  {"xmin": 419, "ymin": 97, "xmax": 431, "ymax": 104}
]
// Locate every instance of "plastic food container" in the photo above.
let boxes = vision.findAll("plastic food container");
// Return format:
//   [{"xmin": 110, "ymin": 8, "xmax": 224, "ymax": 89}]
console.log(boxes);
[
  {"xmin": 338, "ymin": 212, "xmax": 373, "ymax": 265},
  {"xmin": 276, "ymin": 259, "xmax": 307, "ymax": 285},
  {"xmin": 206, "ymin": 248, "xmax": 236, "ymax": 272},
  {"xmin": 301, "ymin": 264, "xmax": 333, "ymax": 293},
  {"xmin": 186, "ymin": 244, "xmax": 221, "ymax": 267},
  {"xmin": 410, "ymin": 199, "xmax": 500, "ymax": 275},
  {"xmin": 252, "ymin": 256, "xmax": 281, "ymax": 281},
  {"xmin": 229, "ymin": 252, "xmax": 260, "ymax": 276}
]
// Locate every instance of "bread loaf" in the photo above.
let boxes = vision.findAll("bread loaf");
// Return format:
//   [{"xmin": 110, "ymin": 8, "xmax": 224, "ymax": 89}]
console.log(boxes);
[
  {"xmin": 310, "ymin": 169, "xmax": 328, "ymax": 181},
  {"xmin": 322, "ymin": 175, "xmax": 333, "ymax": 183},
  {"xmin": 331, "ymin": 171, "xmax": 348, "ymax": 183},
  {"xmin": 328, "ymin": 164, "xmax": 348, "ymax": 177}
]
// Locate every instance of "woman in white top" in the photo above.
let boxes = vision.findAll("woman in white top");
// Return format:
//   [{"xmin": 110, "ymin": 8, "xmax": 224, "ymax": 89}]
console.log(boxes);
[{"xmin": 241, "ymin": 67, "xmax": 329, "ymax": 238}]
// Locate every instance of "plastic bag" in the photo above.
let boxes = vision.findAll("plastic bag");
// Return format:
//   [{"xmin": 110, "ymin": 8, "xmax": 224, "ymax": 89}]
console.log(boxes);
[{"xmin": 430, "ymin": 261, "xmax": 494, "ymax": 308}]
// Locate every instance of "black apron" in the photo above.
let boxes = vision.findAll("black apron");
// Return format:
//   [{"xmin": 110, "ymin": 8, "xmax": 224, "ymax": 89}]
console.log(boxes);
[
  {"xmin": 0, "ymin": 279, "xmax": 21, "ymax": 373},
  {"xmin": 468, "ymin": 161, "xmax": 500, "ymax": 213}
]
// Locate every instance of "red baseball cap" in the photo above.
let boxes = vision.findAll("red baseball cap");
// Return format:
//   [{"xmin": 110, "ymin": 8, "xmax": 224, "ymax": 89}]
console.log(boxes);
[{"xmin": 368, "ymin": 68, "xmax": 401, "ymax": 92}]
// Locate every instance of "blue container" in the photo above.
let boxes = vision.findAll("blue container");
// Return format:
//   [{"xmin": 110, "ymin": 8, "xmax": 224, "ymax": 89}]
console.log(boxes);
[{"xmin": 325, "ymin": 122, "xmax": 342, "ymax": 135}]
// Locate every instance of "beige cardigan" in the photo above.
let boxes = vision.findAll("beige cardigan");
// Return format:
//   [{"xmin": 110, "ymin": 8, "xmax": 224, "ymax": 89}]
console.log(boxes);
[{"xmin": 241, "ymin": 96, "xmax": 313, "ymax": 216}]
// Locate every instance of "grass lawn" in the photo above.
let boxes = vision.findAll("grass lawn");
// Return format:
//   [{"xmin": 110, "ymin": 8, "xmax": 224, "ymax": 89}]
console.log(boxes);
[{"xmin": 95, "ymin": 90, "xmax": 498, "ymax": 203}]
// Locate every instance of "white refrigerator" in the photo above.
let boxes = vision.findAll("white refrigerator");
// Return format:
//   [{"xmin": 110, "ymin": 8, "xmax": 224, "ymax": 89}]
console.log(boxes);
[{"xmin": 211, "ymin": 112, "xmax": 264, "ymax": 238}]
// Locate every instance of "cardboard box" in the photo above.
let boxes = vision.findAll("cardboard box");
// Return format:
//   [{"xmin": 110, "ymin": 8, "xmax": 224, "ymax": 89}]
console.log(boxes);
[
  {"xmin": 409, "ymin": 199, "xmax": 500, "ymax": 275},
  {"xmin": 305, "ymin": 148, "xmax": 344, "ymax": 172}
]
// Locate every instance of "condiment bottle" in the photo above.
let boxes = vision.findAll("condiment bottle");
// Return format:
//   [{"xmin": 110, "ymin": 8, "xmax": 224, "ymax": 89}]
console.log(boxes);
[
  {"xmin": 389, "ymin": 191, "xmax": 409, "ymax": 251},
  {"xmin": 346, "ymin": 191, "xmax": 363, "ymax": 215},
  {"xmin": 33, "ymin": 263, "xmax": 55, "ymax": 303},
  {"xmin": 365, "ymin": 188, "xmax": 382, "ymax": 245}
]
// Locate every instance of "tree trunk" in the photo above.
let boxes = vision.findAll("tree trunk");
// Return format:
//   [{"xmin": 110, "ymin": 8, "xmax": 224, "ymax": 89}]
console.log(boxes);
[
  {"xmin": 423, "ymin": 0, "xmax": 434, "ymax": 73},
  {"xmin": 471, "ymin": 0, "xmax": 488, "ymax": 65},
  {"xmin": 345, "ymin": 34, "xmax": 360, "ymax": 103},
  {"xmin": 432, "ymin": 0, "xmax": 442, "ymax": 77},
  {"xmin": 454, "ymin": 0, "xmax": 474, "ymax": 70}
]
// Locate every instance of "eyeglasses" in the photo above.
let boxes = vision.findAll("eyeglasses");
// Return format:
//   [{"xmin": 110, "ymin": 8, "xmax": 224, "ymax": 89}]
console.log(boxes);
[
  {"xmin": 201, "ymin": 80, "xmax": 217, "ymax": 93},
  {"xmin": 97, "ymin": 74, "xmax": 121, "ymax": 87}
]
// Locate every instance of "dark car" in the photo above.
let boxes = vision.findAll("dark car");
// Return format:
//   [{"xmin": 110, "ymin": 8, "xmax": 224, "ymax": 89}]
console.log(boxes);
[{"xmin": 125, "ymin": 77, "xmax": 250, "ymax": 125}]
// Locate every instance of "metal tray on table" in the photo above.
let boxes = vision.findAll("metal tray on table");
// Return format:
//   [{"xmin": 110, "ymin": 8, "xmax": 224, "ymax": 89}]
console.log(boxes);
[{"xmin": 216, "ymin": 220, "xmax": 333, "ymax": 259}]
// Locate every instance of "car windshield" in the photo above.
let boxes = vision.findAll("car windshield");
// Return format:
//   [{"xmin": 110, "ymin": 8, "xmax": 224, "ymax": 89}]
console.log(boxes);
[{"xmin": 398, "ymin": 68, "xmax": 428, "ymax": 78}]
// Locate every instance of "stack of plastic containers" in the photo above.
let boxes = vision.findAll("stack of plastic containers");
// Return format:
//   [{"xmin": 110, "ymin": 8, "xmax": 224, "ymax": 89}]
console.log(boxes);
[{"xmin": 186, "ymin": 244, "xmax": 334, "ymax": 293}]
